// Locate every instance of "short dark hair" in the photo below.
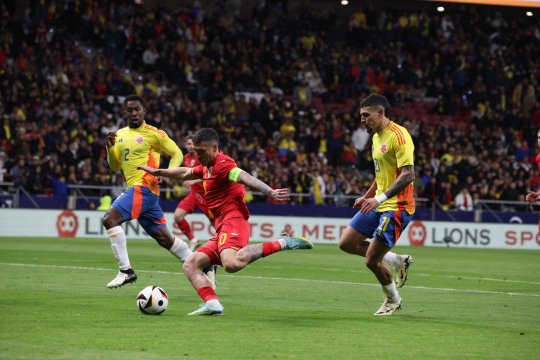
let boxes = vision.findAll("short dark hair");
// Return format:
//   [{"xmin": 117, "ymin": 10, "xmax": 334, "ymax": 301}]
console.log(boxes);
[
  {"xmin": 360, "ymin": 93, "xmax": 390, "ymax": 116},
  {"xmin": 123, "ymin": 94, "xmax": 144, "ymax": 108},
  {"xmin": 193, "ymin": 128, "xmax": 219, "ymax": 145}
]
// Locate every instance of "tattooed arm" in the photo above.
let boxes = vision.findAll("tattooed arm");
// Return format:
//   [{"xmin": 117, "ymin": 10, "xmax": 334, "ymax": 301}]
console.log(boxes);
[
  {"xmin": 382, "ymin": 165, "xmax": 415, "ymax": 199},
  {"xmin": 235, "ymin": 170, "xmax": 290, "ymax": 202},
  {"xmin": 359, "ymin": 165, "xmax": 415, "ymax": 214}
]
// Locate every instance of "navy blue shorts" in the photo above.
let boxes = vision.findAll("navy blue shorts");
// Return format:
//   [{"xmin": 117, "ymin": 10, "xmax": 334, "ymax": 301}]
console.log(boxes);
[
  {"xmin": 349, "ymin": 209, "xmax": 413, "ymax": 248},
  {"xmin": 112, "ymin": 185, "xmax": 167, "ymax": 234}
]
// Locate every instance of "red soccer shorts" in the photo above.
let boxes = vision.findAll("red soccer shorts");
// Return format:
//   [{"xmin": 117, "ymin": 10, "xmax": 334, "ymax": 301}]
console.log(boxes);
[
  {"xmin": 177, "ymin": 191, "xmax": 213, "ymax": 222},
  {"xmin": 197, "ymin": 216, "xmax": 250, "ymax": 266}
]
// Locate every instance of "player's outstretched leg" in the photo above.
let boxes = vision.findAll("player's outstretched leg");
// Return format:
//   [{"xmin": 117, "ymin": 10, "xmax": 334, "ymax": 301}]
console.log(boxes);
[
  {"xmin": 280, "ymin": 232, "xmax": 313, "ymax": 250},
  {"xmin": 395, "ymin": 255, "xmax": 414, "ymax": 288}
]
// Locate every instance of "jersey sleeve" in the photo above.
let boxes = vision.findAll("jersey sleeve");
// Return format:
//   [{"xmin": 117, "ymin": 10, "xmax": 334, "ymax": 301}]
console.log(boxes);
[
  {"xmin": 217, "ymin": 158, "xmax": 238, "ymax": 179},
  {"xmin": 158, "ymin": 132, "xmax": 183, "ymax": 168},
  {"xmin": 106, "ymin": 145, "xmax": 121, "ymax": 172},
  {"xmin": 192, "ymin": 164, "xmax": 204, "ymax": 178},
  {"xmin": 394, "ymin": 130, "xmax": 414, "ymax": 168}
]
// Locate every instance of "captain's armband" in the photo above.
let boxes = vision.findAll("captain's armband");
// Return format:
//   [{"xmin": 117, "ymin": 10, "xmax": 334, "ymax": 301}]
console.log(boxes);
[{"xmin": 228, "ymin": 167, "xmax": 244, "ymax": 183}]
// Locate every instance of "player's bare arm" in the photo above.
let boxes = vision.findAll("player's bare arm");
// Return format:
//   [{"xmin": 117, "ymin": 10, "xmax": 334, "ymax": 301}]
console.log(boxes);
[
  {"xmin": 383, "ymin": 165, "xmax": 415, "ymax": 199},
  {"xmin": 137, "ymin": 165, "xmax": 198, "ymax": 181},
  {"xmin": 237, "ymin": 170, "xmax": 290, "ymax": 202},
  {"xmin": 182, "ymin": 179, "xmax": 203, "ymax": 187},
  {"xmin": 360, "ymin": 165, "xmax": 415, "ymax": 214},
  {"xmin": 354, "ymin": 181, "xmax": 377, "ymax": 209}
]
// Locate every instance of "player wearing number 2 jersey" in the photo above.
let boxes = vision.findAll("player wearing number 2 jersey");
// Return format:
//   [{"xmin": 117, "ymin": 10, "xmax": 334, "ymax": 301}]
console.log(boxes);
[
  {"xmin": 102, "ymin": 95, "xmax": 194, "ymax": 289},
  {"xmin": 339, "ymin": 93, "xmax": 416, "ymax": 316},
  {"xmin": 138, "ymin": 128, "xmax": 313, "ymax": 316}
]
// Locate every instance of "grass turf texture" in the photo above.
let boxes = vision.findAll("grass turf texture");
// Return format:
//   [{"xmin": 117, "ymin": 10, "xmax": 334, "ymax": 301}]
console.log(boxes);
[{"xmin": 0, "ymin": 237, "xmax": 538, "ymax": 359}]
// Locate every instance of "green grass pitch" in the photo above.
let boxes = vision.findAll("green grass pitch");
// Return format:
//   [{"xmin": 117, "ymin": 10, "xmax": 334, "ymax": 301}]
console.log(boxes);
[{"xmin": 0, "ymin": 236, "xmax": 538, "ymax": 359}]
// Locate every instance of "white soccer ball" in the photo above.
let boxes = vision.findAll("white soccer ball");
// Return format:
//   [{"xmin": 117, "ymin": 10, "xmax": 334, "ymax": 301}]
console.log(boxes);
[{"xmin": 136, "ymin": 286, "xmax": 169, "ymax": 315}]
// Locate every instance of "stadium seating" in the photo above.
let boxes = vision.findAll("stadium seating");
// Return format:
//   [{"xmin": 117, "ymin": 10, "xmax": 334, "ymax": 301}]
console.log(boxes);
[{"xmin": 0, "ymin": 0, "xmax": 537, "ymax": 212}]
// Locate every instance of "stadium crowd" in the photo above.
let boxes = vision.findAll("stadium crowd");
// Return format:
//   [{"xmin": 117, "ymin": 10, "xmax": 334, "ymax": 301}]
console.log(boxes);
[{"xmin": 0, "ymin": 0, "xmax": 538, "ymax": 211}]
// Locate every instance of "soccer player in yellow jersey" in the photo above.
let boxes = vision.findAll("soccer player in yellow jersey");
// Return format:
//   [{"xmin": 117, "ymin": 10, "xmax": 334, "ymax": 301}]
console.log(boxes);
[
  {"xmin": 102, "ymin": 95, "xmax": 195, "ymax": 288},
  {"xmin": 339, "ymin": 94, "xmax": 415, "ymax": 316}
]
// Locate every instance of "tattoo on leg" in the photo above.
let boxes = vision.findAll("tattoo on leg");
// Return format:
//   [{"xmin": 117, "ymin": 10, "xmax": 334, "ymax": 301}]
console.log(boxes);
[{"xmin": 238, "ymin": 244, "xmax": 264, "ymax": 264}]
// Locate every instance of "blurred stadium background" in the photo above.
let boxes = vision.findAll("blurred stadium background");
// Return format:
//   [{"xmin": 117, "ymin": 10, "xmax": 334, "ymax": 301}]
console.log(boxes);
[
  {"xmin": 1, "ymin": 1, "xmax": 539, "ymax": 359},
  {"xmin": 0, "ymin": 0, "xmax": 538, "ymax": 226}
]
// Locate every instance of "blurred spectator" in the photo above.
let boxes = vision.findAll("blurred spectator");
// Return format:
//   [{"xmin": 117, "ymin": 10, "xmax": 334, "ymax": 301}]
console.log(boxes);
[
  {"xmin": 0, "ymin": 152, "xmax": 7, "ymax": 182},
  {"xmin": 455, "ymin": 187, "xmax": 474, "ymax": 211},
  {"xmin": 293, "ymin": 80, "xmax": 313, "ymax": 109}
]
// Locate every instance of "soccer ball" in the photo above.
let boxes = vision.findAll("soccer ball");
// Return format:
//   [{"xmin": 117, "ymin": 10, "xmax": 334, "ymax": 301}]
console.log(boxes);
[{"xmin": 136, "ymin": 286, "xmax": 169, "ymax": 315}]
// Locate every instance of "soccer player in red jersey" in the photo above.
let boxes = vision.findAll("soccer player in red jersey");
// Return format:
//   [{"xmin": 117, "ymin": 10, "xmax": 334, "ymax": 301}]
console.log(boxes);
[
  {"xmin": 525, "ymin": 128, "xmax": 540, "ymax": 234},
  {"xmin": 173, "ymin": 135, "xmax": 214, "ymax": 251},
  {"xmin": 172, "ymin": 135, "xmax": 218, "ymax": 287},
  {"xmin": 138, "ymin": 128, "xmax": 313, "ymax": 315}
]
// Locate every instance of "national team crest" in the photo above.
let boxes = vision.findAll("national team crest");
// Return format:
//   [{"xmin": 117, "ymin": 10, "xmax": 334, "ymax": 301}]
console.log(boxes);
[
  {"xmin": 136, "ymin": 136, "xmax": 144, "ymax": 144},
  {"xmin": 380, "ymin": 144, "xmax": 387, "ymax": 153}
]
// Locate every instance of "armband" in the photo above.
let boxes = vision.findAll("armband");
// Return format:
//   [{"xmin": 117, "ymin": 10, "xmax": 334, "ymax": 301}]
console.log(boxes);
[
  {"xmin": 228, "ymin": 167, "xmax": 243, "ymax": 183},
  {"xmin": 375, "ymin": 193, "xmax": 388, "ymax": 204}
]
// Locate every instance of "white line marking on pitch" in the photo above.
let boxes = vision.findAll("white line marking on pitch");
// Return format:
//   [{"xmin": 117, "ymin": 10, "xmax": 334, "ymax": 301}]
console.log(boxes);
[
  {"xmin": 2, "ymin": 262, "xmax": 539, "ymax": 298},
  {"xmin": 259, "ymin": 266, "xmax": 540, "ymax": 285}
]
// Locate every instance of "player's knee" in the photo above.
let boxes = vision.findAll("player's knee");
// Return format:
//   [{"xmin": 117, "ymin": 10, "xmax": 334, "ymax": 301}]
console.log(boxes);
[
  {"xmin": 102, "ymin": 212, "xmax": 116, "ymax": 229},
  {"xmin": 365, "ymin": 257, "xmax": 379, "ymax": 272},
  {"xmin": 221, "ymin": 260, "xmax": 242, "ymax": 273},
  {"xmin": 173, "ymin": 213, "xmax": 184, "ymax": 223},
  {"xmin": 338, "ymin": 237, "xmax": 353, "ymax": 253},
  {"xmin": 182, "ymin": 257, "xmax": 199, "ymax": 276}
]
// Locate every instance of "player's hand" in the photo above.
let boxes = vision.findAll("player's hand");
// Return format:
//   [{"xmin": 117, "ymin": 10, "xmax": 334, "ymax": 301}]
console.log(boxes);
[
  {"xmin": 159, "ymin": 176, "xmax": 170, "ymax": 185},
  {"xmin": 353, "ymin": 196, "xmax": 367, "ymax": 209},
  {"xmin": 269, "ymin": 188, "xmax": 290, "ymax": 202},
  {"xmin": 360, "ymin": 197, "xmax": 380, "ymax": 214},
  {"xmin": 137, "ymin": 165, "xmax": 158, "ymax": 175},
  {"xmin": 105, "ymin": 132, "xmax": 116, "ymax": 148},
  {"xmin": 525, "ymin": 190, "xmax": 540, "ymax": 202}
]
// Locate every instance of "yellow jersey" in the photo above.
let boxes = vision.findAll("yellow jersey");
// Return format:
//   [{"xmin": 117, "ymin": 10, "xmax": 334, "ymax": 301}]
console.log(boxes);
[
  {"xmin": 106, "ymin": 122, "xmax": 183, "ymax": 195},
  {"xmin": 372, "ymin": 121, "xmax": 415, "ymax": 214}
]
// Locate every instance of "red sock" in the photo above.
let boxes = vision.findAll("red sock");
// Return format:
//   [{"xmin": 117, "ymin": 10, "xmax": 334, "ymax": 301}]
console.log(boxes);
[
  {"xmin": 177, "ymin": 219, "xmax": 194, "ymax": 240},
  {"xmin": 262, "ymin": 241, "xmax": 282, "ymax": 257},
  {"xmin": 197, "ymin": 286, "xmax": 218, "ymax": 302}
]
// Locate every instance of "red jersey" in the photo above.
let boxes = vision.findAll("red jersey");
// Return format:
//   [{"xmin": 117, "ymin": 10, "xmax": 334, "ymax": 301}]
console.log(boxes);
[
  {"xmin": 184, "ymin": 152, "xmax": 204, "ymax": 193},
  {"xmin": 192, "ymin": 152, "xmax": 249, "ymax": 221},
  {"xmin": 536, "ymin": 154, "xmax": 540, "ymax": 171}
]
